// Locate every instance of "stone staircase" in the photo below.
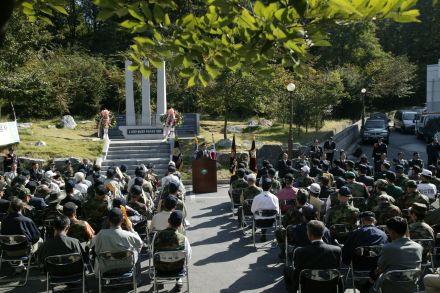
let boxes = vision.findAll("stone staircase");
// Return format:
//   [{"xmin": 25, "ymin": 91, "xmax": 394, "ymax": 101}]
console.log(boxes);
[{"xmin": 101, "ymin": 140, "xmax": 170, "ymax": 177}]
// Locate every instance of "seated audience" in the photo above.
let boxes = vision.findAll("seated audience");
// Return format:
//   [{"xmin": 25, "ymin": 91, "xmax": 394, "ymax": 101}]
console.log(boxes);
[
  {"xmin": 63, "ymin": 202, "xmax": 95, "ymax": 243},
  {"xmin": 284, "ymin": 220, "xmax": 342, "ymax": 293},
  {"xmin": 154, "ymin": 210, "xmax": 191, "ymax": 293}
]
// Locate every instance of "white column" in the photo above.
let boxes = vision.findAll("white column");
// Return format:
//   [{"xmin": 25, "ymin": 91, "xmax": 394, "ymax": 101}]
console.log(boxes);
[
  {"xmin": 156, "ymin": 61, "xmax": 167, "ymax": 125},
  {"xmin": 141, "ymin": 61, "xmax": 151, "ymax": 125},
  {"xmin": 125, "ymin": 60, "xmax": 136, "ymax": 126}
]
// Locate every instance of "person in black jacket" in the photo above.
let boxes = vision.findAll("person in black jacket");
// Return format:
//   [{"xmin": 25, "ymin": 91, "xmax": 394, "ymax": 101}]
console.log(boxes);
[
  {"xmin": 1, "ymin": 197, "xmax": 42, "ymax": 253},
  {"xmin": 284, "ymin": 220, "xmax": 342, "ymax": 293},
  {"xmin": 277, "ymin": 153, "xmax": 289, "ymax": 179},
  {"xmin": 427, "ymin": 138, "xmax": 440, "ymax": 167}
]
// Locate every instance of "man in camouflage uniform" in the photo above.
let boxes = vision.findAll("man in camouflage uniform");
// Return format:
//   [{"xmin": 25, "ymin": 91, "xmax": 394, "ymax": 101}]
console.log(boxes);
[
  {"xmin": 395, "ymin": 165, "xmax": 409, "ymax": 189},
  {"xmin": 408, "ymin": 202, "xmax": 434, "ymax": 240},
  {"xmin": 295, "ymin": 166, "xmax": 314, "ymax": 188},
  {"xmin": 396, "ymin": 180, "xmax": 430, "ymax": 210},
  {"xmin": 231, "ymin": 168, "xmax": 248, "ymax": 191},
  {"xmin": 128, "ymin": 185, "xmax": 150, "ymax": 218},
  {"xmin": 268, "ymin": 168, "xmax": 282, "ymax": 194},
  {"xmin": 345, "ymin": 171, "xmax": 369, "ymax": 199},
  {"xmin": 372, "ymin": 194, "xmax": 401, "ymax": 225},
  {"xmin": 385, "ymin": 171, "xmax": 404, "ymax": 200},
  {"xmin": 238, "ymin": 173, "xmax": 262, "ymax": 226},
  {"xmin": 366, "ymin": 179, "xmax": 388, "ymax": 212},
  {"xmin": 83, "ymin": 185, "xmax": 110, "ymax": 233},
  {"xmin": 17, "ymin": 187, "xmax": 37, "ymax": 221},
  {"xmin": 325, "ymin": 186, "xmax": 359, "ymax": 227},
  {"xmin": 428, "ymin": 165, "xmax": 440, "ymax": 199},
  {"xmin": 63, "ymin": 202, "xmax": 95, "ymax": 243},
  {"xmin": 325, "ymin": 177, "xmax": 346, "ymax": 212},
  {"xmin": 153, "ymin": 210, "xmax": 191, "ymax": 292}
]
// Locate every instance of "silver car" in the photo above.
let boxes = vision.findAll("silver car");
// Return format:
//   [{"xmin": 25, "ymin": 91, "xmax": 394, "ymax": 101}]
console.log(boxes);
[{"xmin": 394, "ymin": 110, "xmax": 417, "ymax": 133}]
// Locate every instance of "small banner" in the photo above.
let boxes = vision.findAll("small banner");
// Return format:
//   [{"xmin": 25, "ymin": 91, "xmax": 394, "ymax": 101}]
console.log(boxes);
[
  {"xmin": 0, "ymin": 121, "xmax": 20, "ymax": 147},
  {"xmin": 229, "ymin": 134, "xmax": 237, "ymax": 175},
  {"xmin": 249, "ymin": 136, "xmax": 257, "ymax": 173}
]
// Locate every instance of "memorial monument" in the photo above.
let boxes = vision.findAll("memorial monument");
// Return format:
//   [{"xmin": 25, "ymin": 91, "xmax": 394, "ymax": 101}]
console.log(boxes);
[{"xmin": 118, "ymin": 60, "xmax": 168, "ymax": 140}]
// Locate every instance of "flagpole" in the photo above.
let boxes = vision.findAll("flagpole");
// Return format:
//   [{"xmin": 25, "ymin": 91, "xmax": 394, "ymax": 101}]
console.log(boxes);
[{"xmin": 10, "ymin": 102, "xmax": 16, "ymax": 121}]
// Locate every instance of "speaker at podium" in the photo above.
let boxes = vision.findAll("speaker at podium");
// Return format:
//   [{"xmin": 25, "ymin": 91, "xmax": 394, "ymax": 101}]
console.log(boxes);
[{"xmin": 192, "ymin": 157, "xmax": 217, "ymax": 193}]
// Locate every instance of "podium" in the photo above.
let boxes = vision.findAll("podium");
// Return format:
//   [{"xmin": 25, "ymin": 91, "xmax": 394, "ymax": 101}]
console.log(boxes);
[{"xmin": 192, "ymin": 157, "xmax": 217, "ymax": 193}]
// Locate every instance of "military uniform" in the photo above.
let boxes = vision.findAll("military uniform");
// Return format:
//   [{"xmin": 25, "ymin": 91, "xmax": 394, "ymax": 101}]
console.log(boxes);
[
  {"xmin": 397, "ymin": 191, "xmax": 430, "ymax": 210},
  {"xmin": 83, "ymin": 197, "xmax": 110, "ymax": 232},
  {"xmin": 373, "ymin": 202, "xmax": 401, "ymax": 225},
  {"xmin": 326, "ymin": 203, "xmax": 359, "ymax": 227},
  {"xmin": 409, "ymin": 221, "xmax": 434, "ymax": 240},
  {"xmin": 357, "ymin": 175, "xmax": 374, "ymax": 190},
  {"xmin": 241, "ymin": 186, "xmax": 262, "ymax": 204},
  {"xmin": 395, "ymin": 174, "xmax": 409, "ymax": 189},
  {"xmin": 386, "ymin": 184, "xmax": 404, "ymax": 200},
  {"xmin": 231, "ymin": 179, "xmax": 248, "ymax": 190},
  {"xmin": 67, "ymin": 218, "xmax": 95, "ymax": 243},
  {"xmin": 430, "ymin": 177, "xmax": 440, "ymax": 198},
  {"xmin": 153, "ymin": 227, "xmax": 186, "ymax": 273},
  {"xmin": 346, "ymin": 181, "xmax": 369, "ymax": 198}
]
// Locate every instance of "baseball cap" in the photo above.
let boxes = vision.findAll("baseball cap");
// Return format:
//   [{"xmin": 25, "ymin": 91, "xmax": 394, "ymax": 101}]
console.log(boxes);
[
  {"xmin": 385, "ymin": 171, "xmax": 396, "ymax": 181},
  {"xmin": 308, "ymin": 183, "xmax": 321, "ymax": 194},
  {"xmin": 395, "ymin": 165, "xmax": 404, "ymax": 172},
  {"xmin": 421, "ymin": 169, "xmax": 432, "ymax": 177},
  {"xmin": 164, "ymin": 196, "xmax": 178, "ymax": 210},
  {"xmin": 406, "ymin": 180, "xmax": 417, "ymax": 188},
  {"xmin": 169, "ymin": 161, "xmax": 176, "ymax": 167},
  {"xmin": 65, "ymin": 180, "xmax": 76, "ymax": 190},
  {"xmin": 169, "ymin": 210, "xmax": 183, "ymax": 226},
  {"xmin": 301, "ymin": 166, "xmax": 310, "ymax": 173},
  {"xmin": 409, "ymin": 202, "xmax": 428, "ymax": 215},
  {"xmin": 359, "ymin": 211, "xmax": 376, "ymax": 220},
  {"xmin": 236, "ymin": 168, "xmax": 245, "ymax": 177},
  {"xmin": 297, "ymin": 188, "xmax": 309, "ymax": 202},
  {"xmin": 338, "ymin": 186, "xmax": 352, "ymax": 197},
  {"xmin": 375, "ymin": 179, "xmax": 388, "ymax": 189},
  {"xmin": 345, "ymin": 171, "xmax": 356, "ymax": 179}
]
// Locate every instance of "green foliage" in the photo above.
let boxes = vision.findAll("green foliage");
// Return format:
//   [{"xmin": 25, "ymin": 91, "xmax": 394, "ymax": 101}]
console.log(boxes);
[
  {"xmin": 0, "ymin": 50, "xmax": 124, "ymax": 119},
  {"xmin": 88, "ymin": 0, "xmax": 422, "ymax": 86}
]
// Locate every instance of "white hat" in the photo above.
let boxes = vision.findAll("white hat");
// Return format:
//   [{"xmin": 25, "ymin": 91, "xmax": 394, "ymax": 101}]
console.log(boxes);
[
  {"xmin": 421, "ymin": 169, "xmax": 432, "ymax": 177},
  {"xmin": 301, "ymin": 166, "xmax": 310, "ymax": 173},
  {"xmin": 168, "ymin": 161, "xmax": 176, "ymax": 167},
  {"xmin": 308, "ymin": 183, "xmax": 321, "ymax": 194},
  {"xmin": 246, "ymin": 173, "xmax": 256, "ymax": 181},
  {"xmin": 44, "ymin": 170, "xmax": 55, "ymax": 178}
]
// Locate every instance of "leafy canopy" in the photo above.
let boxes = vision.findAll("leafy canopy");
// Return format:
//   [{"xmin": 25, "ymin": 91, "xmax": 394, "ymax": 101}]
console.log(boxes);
[{"xmin": 17, "ymin": 0, "xmax": 422, "ymax": 86}]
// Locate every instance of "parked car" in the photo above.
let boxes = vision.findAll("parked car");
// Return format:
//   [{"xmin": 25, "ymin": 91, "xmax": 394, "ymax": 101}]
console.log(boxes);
[
  {"xmin": 416, "ymin": 115, "xmax": 440, "ymax": 142},
  {"xmin": 370, "ymin": 112, "xmax": 390, "ymax": 125},
  {"xmin": 361, "ymin": 118, "xmax": 390, "ymax": 144},
  {"xmin": 393, "ymin": 110, "xmax": 418, "ymax": 133}
]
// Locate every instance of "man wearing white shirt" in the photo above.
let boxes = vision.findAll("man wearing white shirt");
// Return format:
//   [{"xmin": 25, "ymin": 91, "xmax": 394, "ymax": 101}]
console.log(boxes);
[
  {"xmin": 251, "ymin": 178, "xmax": 280, "ymax": 241},
  {"xmin": 4, "ymin": 162, "xmax": 18, "ymax": 184},
  {"xmin": 418, "ymin": 169, "xmax": 437, "ymax": 200},
  {"xmin": 73, "ymin": 172, "xmax": 89, "ymax": 194},
  {"xmin": 161, "ymin": 165, "xmax": 186, "ymax": 194}
]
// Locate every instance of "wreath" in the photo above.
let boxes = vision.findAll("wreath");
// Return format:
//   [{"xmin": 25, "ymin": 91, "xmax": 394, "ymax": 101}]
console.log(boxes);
[
  {"xmin": 160, "ymin": 110, "xmax": 184, "ymax": 127},
  {"xmin": 94, "ymin": 112, "xmax": 116, "ymax": 128}
]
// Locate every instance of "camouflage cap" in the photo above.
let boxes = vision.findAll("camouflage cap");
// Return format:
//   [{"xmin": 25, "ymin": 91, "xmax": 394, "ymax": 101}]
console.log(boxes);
[
  {"xmin": 406, "ymin": 180, "xmax": 417, "ymax": 188},
  {"xmin": 297, "ymin": 188, "xmax": 309, "ymax": 202},
  {"xmin": 409, "ymin": 202, "xmax": 427, "ymax": 215},
  {"xmin": 338, "ymin": 186, "xmax": 352, "ymax": 197},
  {"xmin": 375, "ymin": 179, "xmax": 388, "ymax": 189},
  {"xmin": 378, "ymin": 194, "xmax": 395, "ymax": 203}
]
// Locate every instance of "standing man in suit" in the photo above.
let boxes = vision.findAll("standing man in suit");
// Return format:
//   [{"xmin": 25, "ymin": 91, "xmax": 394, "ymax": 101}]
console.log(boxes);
[
  {"xmin": 324, "ymin": 137, "xmax": 336, "ymax": 162},
  {"xmin": 277, "ymin": 153, "xmax": 289, "ymax": 179},
  {"xmin": 368, "ymin": 216, "xmax": 423, "ymax": 293},
  {"xmin": 284, "ymin": 220, "xmax": 342, "ymax": 293}
]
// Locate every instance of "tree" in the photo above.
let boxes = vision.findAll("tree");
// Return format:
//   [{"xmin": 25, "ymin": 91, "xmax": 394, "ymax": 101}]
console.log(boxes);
[{"xmin": 7, "ymin": 0, "xmax": 422, "ymax": 86}]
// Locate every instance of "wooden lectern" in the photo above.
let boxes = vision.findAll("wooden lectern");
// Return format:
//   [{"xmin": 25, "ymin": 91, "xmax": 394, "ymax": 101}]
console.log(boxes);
[{"xmin": 192, "ymin": 157, "xmax": 217, "ymax": 193}]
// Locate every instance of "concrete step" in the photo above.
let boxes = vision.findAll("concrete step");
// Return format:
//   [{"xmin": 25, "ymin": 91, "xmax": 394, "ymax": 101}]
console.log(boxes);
[
  {"xmin": 106, "ymin": 153, "xmax": 170, "ymax": 160},
  {"xmin": 107, "ymin": 149, "xmax": 170, "ymax": 155},
  {"xmin": 100, "ymin": 169, "xmax": 168, "ymax": 177},
  {"xmin": 102, "ymin": 158, "xmax": 169, "ymax": 166},
  {"xmin": 108, "ymin": 145, "xmax": 169, "ymax": 151}
]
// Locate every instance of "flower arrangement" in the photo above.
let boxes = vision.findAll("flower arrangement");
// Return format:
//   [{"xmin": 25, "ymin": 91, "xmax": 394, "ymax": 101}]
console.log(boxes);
[
  {"xmin": 160, "ymin": 110, "xmax": 184, "ymax": 127},
  {"xmin": 94, "ymin": 110, "xmax": 116, "ymax": 128}
]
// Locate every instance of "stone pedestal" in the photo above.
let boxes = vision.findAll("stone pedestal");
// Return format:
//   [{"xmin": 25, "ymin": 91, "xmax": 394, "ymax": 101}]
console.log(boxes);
[{"xmin": 119, "ymin": 126, "xmax": 164, "ymax": 140}]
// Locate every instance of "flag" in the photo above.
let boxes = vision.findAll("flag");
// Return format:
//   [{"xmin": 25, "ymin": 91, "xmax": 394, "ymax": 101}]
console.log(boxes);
[
  {"xmin": 229, "ymin": 134, "xmax": 237, "ymax": 175},
  {"xmin": 211, "ymin": 133, "xmax": 217, "ymax": 160},
  {"xmin": 194, "ymin": 136, "xmax": 199, "ymax": 159},
  {"xmin": 172, "ymin": 137, "xmax": 183, "ymax": 171},
  {"xmin": 249, "ymin": 136, "xmax": 257, "ymax": 173}
]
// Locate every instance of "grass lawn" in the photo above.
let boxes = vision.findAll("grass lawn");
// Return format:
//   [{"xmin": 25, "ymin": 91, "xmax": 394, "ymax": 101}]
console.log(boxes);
[
  {"xmin": 199, "ymin": 119, "xmax": 352, "ymax": 150},
  {"xmin": 13, "ymin": 120, "xmax": 103, "ymax": 161}
]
